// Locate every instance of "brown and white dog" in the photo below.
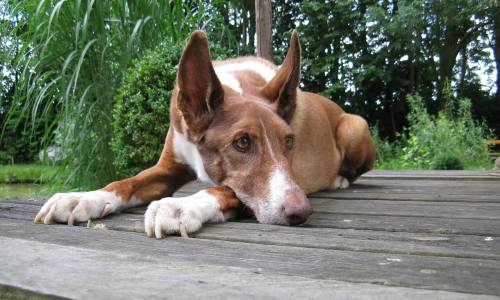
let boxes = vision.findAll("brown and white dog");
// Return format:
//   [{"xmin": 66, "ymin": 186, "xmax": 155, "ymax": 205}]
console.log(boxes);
[{"xmin": 34, "ymin": 31, "xmax": 375, "ymax": 238}]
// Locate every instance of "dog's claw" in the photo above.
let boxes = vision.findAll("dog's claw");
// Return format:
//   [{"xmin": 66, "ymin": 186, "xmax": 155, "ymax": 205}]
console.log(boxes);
[
  {"xmin": 34, "ymin": 191, "xmax": 124, "ymax": 225},
  {"xmin": 144, "ymin": 193, "xmax": 221, "ymax": 239},
  {"xmin": 179, "ymin": 224, "xmax": 189, "ymax": 238}
]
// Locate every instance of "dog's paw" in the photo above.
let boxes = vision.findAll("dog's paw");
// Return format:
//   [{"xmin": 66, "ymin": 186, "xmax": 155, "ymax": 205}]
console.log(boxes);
[
  {"xmin": 34, "ymin": 191, "xmax": 124, "ymax": 225},
  {"xmin": 144, "ymin": 191, "xmax": 224, "ymax": 239},
  {"xmin": 334, "ymin": 176, "xmax": 350, "ymax": 189}
]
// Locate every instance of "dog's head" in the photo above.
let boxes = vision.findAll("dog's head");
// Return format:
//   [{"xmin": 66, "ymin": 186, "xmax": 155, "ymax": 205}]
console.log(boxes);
[{"xmin": 172, "ymin": 30, "xmax": 311, "ymax": 225}]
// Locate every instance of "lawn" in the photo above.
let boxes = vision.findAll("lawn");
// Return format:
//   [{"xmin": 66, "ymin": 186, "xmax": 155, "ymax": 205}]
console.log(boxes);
[
  {"xmin": 0, "ymin": 164, "xmax": 58, "ymax": 184},
  {"xmin": 0, "ymin": 165, "xmax": 60, "ymax": 198}
]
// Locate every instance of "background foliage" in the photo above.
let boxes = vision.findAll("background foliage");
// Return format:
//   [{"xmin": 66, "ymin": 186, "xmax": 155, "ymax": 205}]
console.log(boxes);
[
  {"xmin": 111, "ymin": 43, "xmax": 182, "ymax": 178},
  {"xmin": 374, "ymin": 92, "xmax": 493, "ymax": 170},
  {"xmin": 1, "ymin": 0, "xmax": 499, "ymax": 189},
  {"xmin": 1, "ymin": 0, "xmax": 236, "ymax": 187},
  {"xmin": 111, "ymin": 42, "xmax": 232, "ymax": 178}
]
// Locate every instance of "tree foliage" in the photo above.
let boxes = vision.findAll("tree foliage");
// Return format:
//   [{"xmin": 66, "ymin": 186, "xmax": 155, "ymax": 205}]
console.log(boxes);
[{"xmin": 271, "ymin": 0, "xmax": 499, "ymax": 138}]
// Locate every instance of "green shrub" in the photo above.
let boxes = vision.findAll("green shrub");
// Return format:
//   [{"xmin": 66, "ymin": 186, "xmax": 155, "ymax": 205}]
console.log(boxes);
[
  {"xmin": 370, "ymin": 93, "xmax": 493, "ymax": 170},
  {"xmin": 1, "ymin": 107, "xmax": 47, "ymax": 164},
  {"xmin": 386, "ymin": 95, "xmax": 491, "ymax": 170},
  {"xmin": 111, "ymin": 42, "xmax": 232, "ymax": 178},
  {"xmin": 398, "ymin": 94, "xmax": 492, "ymax": 170},
  {"xmin": 370, "ymin": 125, "xmax": 399, "ymax": 169},
  {"xmin": 431, "ymin": 153, "xmax": 464, "ymax": 170}
]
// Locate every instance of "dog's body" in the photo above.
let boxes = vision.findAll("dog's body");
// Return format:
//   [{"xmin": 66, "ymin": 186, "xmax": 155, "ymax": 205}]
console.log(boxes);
[{"xmin": 35, "ymin": 31, "xmax": 375, "ymax": 237}]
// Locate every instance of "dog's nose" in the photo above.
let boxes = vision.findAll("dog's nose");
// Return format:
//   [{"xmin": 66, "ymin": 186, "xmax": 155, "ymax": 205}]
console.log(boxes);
[{"xmin": 282, "ymin": 195, "xmax": 312, "ymax": 226}]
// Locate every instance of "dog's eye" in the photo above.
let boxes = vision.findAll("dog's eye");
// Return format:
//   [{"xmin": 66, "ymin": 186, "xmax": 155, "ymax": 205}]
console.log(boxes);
[
  {"xmin": 285, "ymin": 135, "xmax": 295, "ymax": 150},
  {"xmin": 233, "ymin": 134, "xmax": 251, "ymax": 153}
]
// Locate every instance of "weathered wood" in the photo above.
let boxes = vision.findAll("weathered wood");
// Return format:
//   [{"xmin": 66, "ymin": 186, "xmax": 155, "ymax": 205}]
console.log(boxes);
[
  {"xmin": 3, "ymin": 237, "xmax": 497, "ymax": 300},
  {"xmin": 255, "ymin": 0, "xmax": 272, "ymax": 61},
  {"xmin": 311, "ymin": 192, "xmax": 500, "ymax": 202},
  {"xmin": 177, "ymin": 180, "xmax": 500, "ymax": 196},
  {"xmin": 3, "ymin": 199, "xmax": 500, "ymax": 237},
  {"xmin": 362, "ymin": 170, "xmax": 500, "ymax": 181},
  {"xmin": 310, "ymin": 199, "xmax": 500, "ymax": 220},
  {"xmin": 1, "ymin": 218, "xmax": 500, "ymax": 296},
  {"xmin": 308, "ymin": 213, "xmax": 500, "ymax": 236},
  {"xmin": 6, "ymin": 195, "xmax": 500, "ymax": 220},
  {"xmin": 26, "ymin": 212, "xmax": 497, "ymax": 261},
  {"xmin": 2, "ymin": 170, "xmax": 500, "ymax": 298}
]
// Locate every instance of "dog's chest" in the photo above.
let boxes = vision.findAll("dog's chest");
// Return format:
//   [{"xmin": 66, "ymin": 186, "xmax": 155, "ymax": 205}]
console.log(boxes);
[{"xmin": 172, "ymin": 129, "xmax": 214, "ymax": 184}]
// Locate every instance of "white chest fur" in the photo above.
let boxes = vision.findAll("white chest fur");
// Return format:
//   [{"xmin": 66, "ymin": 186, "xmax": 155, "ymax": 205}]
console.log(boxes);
[{"xmin": 172, "ymin": 129, "xmax": 214, "ymax": 184}]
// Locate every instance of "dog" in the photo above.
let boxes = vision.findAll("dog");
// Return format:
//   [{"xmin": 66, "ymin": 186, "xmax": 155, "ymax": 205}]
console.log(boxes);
[{"xmin": 34, "ymin": 30, "xmax": 375, "ymax": 238}]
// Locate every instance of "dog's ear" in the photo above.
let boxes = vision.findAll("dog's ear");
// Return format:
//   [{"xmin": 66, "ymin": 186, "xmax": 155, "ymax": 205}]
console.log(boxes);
[
  {"xmin": 177, "ymin": 31, "xmax": 223, "ymax": 137},
  {"xmin": 261, "ymin": 30, "xmax": 301, "ymax": 123}
]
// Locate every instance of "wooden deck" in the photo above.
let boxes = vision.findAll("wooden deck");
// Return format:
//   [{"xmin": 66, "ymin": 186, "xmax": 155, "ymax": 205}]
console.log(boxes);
[{"xmin": 1, "ymin": 170, "xmax": 499, "ymax": 299}]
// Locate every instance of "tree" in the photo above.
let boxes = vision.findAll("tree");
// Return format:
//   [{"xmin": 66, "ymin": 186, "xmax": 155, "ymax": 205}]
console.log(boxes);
[
  {"xmin": 429, "ymin": 0, "xmax": 490, "ymax": 108},
  {"xmin": 490, "ymin": 1, "xmax": 500, "ymax": 105},
  {"xmin": 255, "ymin": 0, "xmax": 272, "ymax": 60}
]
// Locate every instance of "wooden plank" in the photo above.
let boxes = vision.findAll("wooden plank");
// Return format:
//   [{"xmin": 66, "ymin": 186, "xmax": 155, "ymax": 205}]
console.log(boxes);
[
  {"xmin": 3, "ymin": 200, "xmax": 500, "ymax": 237},
  {"xmin": 3, "ymin": 190, "xmax": 499, "ymax": 210},
  {"xmin": 35, "ymin": 212, "xmax": 498, "ymax": 261},
  {"xmin": 308, "ymin": 213, "xmax": 500, "ymax": 236},
  {"xmin": 194, "ymin": 224, "xmax": 500, "ymax": 260},
  {"xmin": 309, "ymin": 199, "xmax": 500, "ymax": 220},
  {"xmin": 2, "ymin": 237, "xmax": 497, "ymax": 300},
  {"xmin": 1, "ymin": 218, "xmax": 500, "ymax": 296},
  {"xmin": 361, "ymin": 170, "xmax": 500, "ymax": 181},
  {"xmin": 311, "ymin": 192, "xmax": 500, "ymax": 202},
  {"xmin": 351, "ymin": 179, "xmax": 500, "ymax": 189},
  {"xmin": 487, "ymin": 140, "xmax": 500, "ymax": 145},
  {"xmin": 7, "ymin": 197, "xmax": 500, "ymax": 220},
  {"xmin": 367, "ymin": 170, "xmax": 498, "ymax": 176},
  {"xmin": 176, "ymin": 180, "xmax": 500, "ymax": 197}
]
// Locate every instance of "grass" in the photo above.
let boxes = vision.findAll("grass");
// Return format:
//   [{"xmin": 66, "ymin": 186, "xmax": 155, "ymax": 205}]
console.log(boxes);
[
  {"xmin": 0, "ymin": 164, "xmax": 58, "ymax": 184},
  {"xmin": 0, "ymin": 164, "xmax": 69, "ymax": 198},
  {"xmin": 0, "ymin": 183, "xmax": 53, "ymax": 198}
]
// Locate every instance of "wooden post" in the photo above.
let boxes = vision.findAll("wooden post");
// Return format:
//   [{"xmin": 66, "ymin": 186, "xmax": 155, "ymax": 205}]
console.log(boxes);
[{"xmin": 255, "ymin": 0, "xmax": 272, "ymax": 61}]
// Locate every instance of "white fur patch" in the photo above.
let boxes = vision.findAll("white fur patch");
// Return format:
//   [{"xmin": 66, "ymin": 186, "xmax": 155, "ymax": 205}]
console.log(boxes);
[
  {"xmin": 144, "ymin": 190, "xmax": 224, "ymax": 238},
  {"xmin": 256, "ymin": 119, "xmax": 296, "ymax": 223},
  {"xmin": 214, "ymin": 60, "xmax": 277, "ymax": 95},
  {"xmin": 215, "ymin": 71, "xmax": 242, "ymax": 94},
  {"xmin": 35, "ymin": 190, "xmax": 132, "ymax": 224},
  {"xmin": 172, "ymin": 129, "xmax": 214, "ymax": 184},
  {"xmin": 334, "ymin": 176, "xmax": 350, "ymax": 189},
  {"xmin": 257, "ymin": 168, "xmax": 296, "ymax": 224},
  {"xmin": 269, "ymin": 169, "xmax": 291, "ymax": 206}
]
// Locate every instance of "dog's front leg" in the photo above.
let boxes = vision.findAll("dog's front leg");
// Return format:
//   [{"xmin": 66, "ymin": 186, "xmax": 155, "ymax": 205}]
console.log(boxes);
[
  {"xmin": 144, "ymin": 186, "xmax": 240, "ymax": 238},
  {"xmin": 34, "ymin": 144, "xmax": 196, "ymax": 225}
]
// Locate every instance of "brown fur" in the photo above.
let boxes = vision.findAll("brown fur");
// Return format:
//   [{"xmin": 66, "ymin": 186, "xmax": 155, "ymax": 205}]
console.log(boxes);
[{"xmin": 88, "ymin": 30, "xmax": 375, "ymax": 224}]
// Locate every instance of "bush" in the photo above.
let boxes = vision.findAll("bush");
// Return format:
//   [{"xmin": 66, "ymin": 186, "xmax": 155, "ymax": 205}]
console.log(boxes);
[
  {"xmin": 373, "ymin": 93, "xmax": 493, "ymax": 170},
  {"xmin": 111, "ymin": 41, "xmax": 232, "ymax": 178},
  {"xmin": 370, "ymin": 125, "xmax": 400, "ymax": 169},
  {"xmin": 0, "ymin": 113, "xmax": 45, "ymax": 164},
  {"xmin": 431, "ymin": 153, "xmax": 463, "ymax": 170},
  {"xmin": 399, "ymin": 94, "xmax": 492, "ymax": 170}
]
